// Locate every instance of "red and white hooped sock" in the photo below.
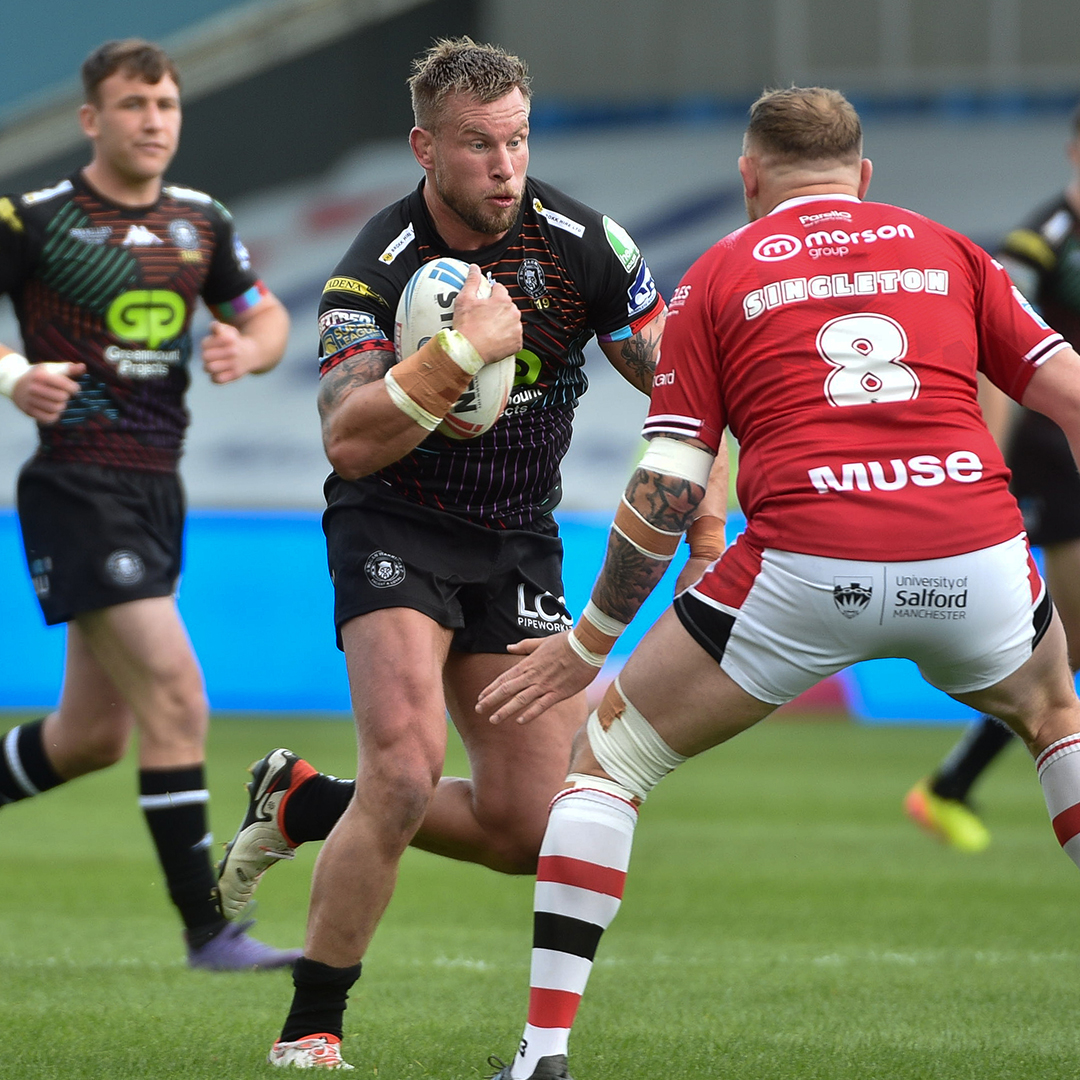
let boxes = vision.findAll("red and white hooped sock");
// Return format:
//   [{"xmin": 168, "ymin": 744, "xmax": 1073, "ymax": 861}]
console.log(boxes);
[
  {"xmin": 511, "ymin": 786, "xmax": 638, "ymax": 1079},
  {"xmin": 1036, "ymin": 734, "xmax": 1080, "ymax": 866}
]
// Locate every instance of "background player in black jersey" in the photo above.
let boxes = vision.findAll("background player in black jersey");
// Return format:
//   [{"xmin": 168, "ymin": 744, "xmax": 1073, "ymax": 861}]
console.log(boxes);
[
  {"xmin": 0, "ymin": 40, "xmax": 297, "ymax": 970},
  {"xmin": 223, "ymin": 37, "xmax": 723, "ymax": 1070},
  {"xmin": 905, "ymin": 102, "xmax": 1080, "ymax": 852}
]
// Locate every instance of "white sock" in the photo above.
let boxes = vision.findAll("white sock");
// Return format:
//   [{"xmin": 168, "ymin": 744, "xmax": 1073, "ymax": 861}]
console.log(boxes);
[
  {"xmin": 511, "ymin": 787, "xmax": 638, "ymax": 1079},
  {"xmin": 1036, "ymin": 734, "xmax": 1080, "ymax": 866}
]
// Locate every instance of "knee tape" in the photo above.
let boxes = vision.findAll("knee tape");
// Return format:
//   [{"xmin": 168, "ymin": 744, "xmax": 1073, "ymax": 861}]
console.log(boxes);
[{"xmin": 584, "ymin": 677, "xmax": 686, "ymax": 802}]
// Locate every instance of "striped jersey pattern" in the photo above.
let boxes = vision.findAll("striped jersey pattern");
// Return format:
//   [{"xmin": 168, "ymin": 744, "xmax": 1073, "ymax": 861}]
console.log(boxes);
[
  {"xmin": 0, "ymin": 172, "xmax": 260, "ymax": 471},
  {"xmin": 318, "ymin": 177, "xmax": 663, "ymax": 529}
]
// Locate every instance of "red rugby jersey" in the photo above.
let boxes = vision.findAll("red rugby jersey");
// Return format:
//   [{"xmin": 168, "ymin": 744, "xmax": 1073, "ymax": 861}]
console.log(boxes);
[{"xmin": 645, "ymin": 194, "xmax": 1068, "ymax": 561}]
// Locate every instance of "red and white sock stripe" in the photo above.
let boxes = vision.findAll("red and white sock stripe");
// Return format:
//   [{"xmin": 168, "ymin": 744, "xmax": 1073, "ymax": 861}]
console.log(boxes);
[
  {"xmin": 1036, "ymin": 734, "xmax": 1080, "ymax": 863},
  {"xmin": 511, "ymin": 787, "xmax": 638, "ymax": 1079}
]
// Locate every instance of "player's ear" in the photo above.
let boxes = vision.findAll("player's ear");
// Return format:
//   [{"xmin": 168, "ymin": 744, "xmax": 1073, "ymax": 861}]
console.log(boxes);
[
  {"xmin": 410, "ymin": 127, "xmax": 434, "ymax": 170},
  {"xmin": 738, "ymin": 156, "xmax": 758, "ymax": 200},
  {"xmin": 858, "ymin": 158, "xmax": 873, "ymax": 199},
  {"xmin": 78, "ymin": 102, "xmax": 99, "ymax": 140}
]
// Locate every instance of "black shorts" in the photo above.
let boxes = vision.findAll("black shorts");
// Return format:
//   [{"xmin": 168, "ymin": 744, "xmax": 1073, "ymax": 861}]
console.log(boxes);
[
  {"xmin": 1007, "ymin": 409, "xmax": 1080, "ymax": 548},
  {"xmin": 17, "ymin": 459, "xmax": 184, "ymax": 625},
  {"xmin": 323, "ymin": 477, "xmax": 572, "ymax": 652}
]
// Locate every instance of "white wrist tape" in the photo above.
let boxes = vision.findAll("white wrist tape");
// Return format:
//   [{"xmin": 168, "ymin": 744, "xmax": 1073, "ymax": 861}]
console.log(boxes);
[
  {"xmin": 0, "ymin": 353, "xmax": 30, "ymax": 397},
  {"xmin": 567, "ymin": 627, "xmax": 607, "ymax": 668},
  {"xmin": 439, "ymin": 328, "xmax": 485, "ymax": 376},
  {"xmin": 383, "ymin": 369, "xmax": 441, "ymax": 430},
  {"xmin": 638, "ymin": 436, "xmax": 714, "ymax": 488},
  {"xmin": 567, "ymin": 600, "xmax": 629, "ymax": 668}
]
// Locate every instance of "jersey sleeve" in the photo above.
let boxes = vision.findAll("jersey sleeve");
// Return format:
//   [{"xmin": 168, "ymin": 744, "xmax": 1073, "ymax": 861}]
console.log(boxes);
[
  {"xmin": 0, "ymin": 194, "xmax": 32, "ymax": 297},
  {"xmin": 316, "ymin": 230, "xmax": 399, "ymax": 378},
  {"xmin": 974, "ymin": 245, "xmax": 1068, "ymax": 400},
  {"xmin": 578, "ymin": 214, "xmax": 664, "ymax": 341},
  {"xmin": 640, "ymin": 250, "xmax": 726, "ymax": 451},
  {"xmin": 200, "ymin": 199, "xmax": 263, "ymax": 313}
]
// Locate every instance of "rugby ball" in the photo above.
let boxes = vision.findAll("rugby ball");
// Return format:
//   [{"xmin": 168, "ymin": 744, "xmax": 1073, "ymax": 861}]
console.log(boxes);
[{"xmin": 394, "ymin": 257, "xmax": 516, "ymax": 439}]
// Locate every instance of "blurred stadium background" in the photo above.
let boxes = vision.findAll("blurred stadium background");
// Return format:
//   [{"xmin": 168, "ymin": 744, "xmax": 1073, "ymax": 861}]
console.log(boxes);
[{"xmin": 1, "ymin": 0, "xmax": 1078, "ymax": 716}]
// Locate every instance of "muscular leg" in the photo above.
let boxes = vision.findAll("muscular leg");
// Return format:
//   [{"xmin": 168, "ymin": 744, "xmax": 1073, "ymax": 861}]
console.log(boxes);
[
  {"xmin": 503, "ymin": 610, "xmax": 775, "ymax": 1079},
  {"xmin": 278, "ymin": 608, "xmax": 453, "ymax": 1046},
  {"xmin": 413, "ymin": 649, "xmax": 585, "ymax": 873},
  {"xmin": 0, "ymin": 622, "xmax": 135, "ymax": 805},
  {"xmin": 923, "ymin": 539, "xmax": 1080, "ymax": 808}
]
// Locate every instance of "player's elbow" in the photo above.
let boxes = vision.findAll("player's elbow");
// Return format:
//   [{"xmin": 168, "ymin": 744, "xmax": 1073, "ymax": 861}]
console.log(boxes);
[{"xmin": 325, "ymin": 437, "xmax": 373, "ymax": 480}]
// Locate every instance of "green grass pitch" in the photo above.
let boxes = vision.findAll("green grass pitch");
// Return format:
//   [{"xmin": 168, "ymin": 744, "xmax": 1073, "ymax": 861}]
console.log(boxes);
[{"xmin": 1, "ymin": 713, "xmax": 1078, "ymax": 1079}]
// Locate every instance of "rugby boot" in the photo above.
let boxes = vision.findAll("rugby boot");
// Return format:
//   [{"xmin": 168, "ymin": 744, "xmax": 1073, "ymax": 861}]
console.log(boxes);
[
  {"xmin": 488, "ymin": 1054, "xmax": 574, "ymax": 1079},
  {"xmin": 904, "ymin": 778, "xmax": 990, "ymax": 852},
  {"xmin": 217, "ymin": 748, "xmax": 314, "ymax": 918},
  {"xmin": 269, "ymin": 1034, "xmax": 354, "ymax": 1069},
  {"xmin": 186, "ymin": 919, "xmax": 301, "ymax": 971}
]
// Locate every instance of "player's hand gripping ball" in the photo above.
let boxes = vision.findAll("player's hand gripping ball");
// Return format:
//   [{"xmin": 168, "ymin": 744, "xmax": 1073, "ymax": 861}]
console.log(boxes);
[{"xmin": 394, "ymin": 257, "xmax": 517, "ymax": 439}]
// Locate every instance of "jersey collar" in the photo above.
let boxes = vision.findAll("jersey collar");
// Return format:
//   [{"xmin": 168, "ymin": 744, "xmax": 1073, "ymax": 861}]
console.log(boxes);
[{"xmin": 769, "ymin": 193, "xmax": 861, "ymax": 216}]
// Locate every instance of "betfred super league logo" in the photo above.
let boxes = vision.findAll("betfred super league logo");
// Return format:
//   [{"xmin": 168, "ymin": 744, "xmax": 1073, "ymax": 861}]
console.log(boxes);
[{"xmin": 833, "ymin": 577, "xmax": 873, "ymax": 619}]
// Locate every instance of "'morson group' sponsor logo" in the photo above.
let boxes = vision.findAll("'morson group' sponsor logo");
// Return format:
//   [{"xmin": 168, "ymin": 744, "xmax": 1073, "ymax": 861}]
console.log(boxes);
[{"xmin": 752, "ymin": 234, "xmax": 801, "ymax": 261}]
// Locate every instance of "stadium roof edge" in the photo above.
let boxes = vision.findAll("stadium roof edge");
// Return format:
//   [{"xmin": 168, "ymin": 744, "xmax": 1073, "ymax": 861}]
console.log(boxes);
[{"xmin": 0, "ymin": 0, "xmax": 431, "ymax": 181}]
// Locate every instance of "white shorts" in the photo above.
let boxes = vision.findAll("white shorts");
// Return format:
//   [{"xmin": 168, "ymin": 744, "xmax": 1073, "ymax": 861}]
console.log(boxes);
[{"xmin": 674, "ymin": 533, "xmax": 1051, "ymax": 705}]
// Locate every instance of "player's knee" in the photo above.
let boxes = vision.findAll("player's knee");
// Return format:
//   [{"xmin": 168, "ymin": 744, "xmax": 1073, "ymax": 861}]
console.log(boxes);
[
  {"xmin": 357, "ymin": 749, "xmax": 440, "ymax": 841},
  {"xmin": 74, "ymin": 723, "xmax": 132, "ymax": 770},
  {"xmin": 583, "ymin": 678, "xmax": 687, "ymax": 803}
]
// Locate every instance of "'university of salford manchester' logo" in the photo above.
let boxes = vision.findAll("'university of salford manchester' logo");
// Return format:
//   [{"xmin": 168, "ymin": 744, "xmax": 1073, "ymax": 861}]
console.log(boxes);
[
  {"xmin": 833, "ymin": 578, "xmax": 873, "ymax": 618},
  {"xmin": 752, "ymin": 234, "xmax": 802, "ymax": 261}
]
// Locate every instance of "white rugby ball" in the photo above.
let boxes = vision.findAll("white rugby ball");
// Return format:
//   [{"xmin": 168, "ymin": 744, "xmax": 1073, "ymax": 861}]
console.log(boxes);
[{"xmin": 394, "ymin": 257, "xmax": 517, "ymax": 440}]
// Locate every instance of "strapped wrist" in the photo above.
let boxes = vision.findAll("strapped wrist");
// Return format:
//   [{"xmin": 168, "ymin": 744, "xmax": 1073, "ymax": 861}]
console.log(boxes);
[
  {"xmin": 383, "ymin": 329, "xmax": 482, "ymax": 429},
  {"xmin": 686, "ymin": 514, "xmax": 726, "ymax": 561},
  {"xmin": 568, "ymin": 600, "xmax": 628, "ymax": 668},
  {"xmin": 0, "ymin": 352, "xmax": 30, "ymax": 398}
]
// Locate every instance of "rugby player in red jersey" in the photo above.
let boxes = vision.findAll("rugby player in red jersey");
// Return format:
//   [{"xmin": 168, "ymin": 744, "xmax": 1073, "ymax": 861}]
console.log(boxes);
[{"xmin": 478, "ymin": 87, "xmax": 1080, "ymax": 1080}]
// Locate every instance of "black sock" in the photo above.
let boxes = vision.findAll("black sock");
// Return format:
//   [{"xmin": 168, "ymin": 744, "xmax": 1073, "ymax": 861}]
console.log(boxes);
[
  {"xmin": 138, "ymin": 765, "xmax": 222, "ymax": 932},
  {"xmin": 931, "ymin": 715, "xmax": 1016, "ymax": 802},
  {"xmin": 283, "ymin": 774, "xmax": 355, "ymax": 844},
  {"xmin": 281, "ymin": 958, "xmax": 363, "ymax": 1042},
  {"xmin": 0, "ymin": 718, "xmax": 65, "ymax": 805}
]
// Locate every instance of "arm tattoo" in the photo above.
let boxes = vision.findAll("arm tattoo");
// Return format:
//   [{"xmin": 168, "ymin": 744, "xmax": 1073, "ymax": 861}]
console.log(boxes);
[
  {"xmin": 619, "ymin": 325, "xmax": 660, "ymax": 393},
  {"xmin": 592, "ymin": 467, "xmax": 704, "ymax": 625},
  {"xmin": 316, "ymin": 347, "xmax": 394, "ymax": 421}
]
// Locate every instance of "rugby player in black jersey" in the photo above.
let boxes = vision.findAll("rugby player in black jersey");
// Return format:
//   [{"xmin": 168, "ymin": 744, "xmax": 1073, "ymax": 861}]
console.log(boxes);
[
  {"xmin": 0, "ymin": 40, "xmax": 297, "ymax": 971},
  {"xmin": 215, "ymin": 36, "xmax": 724, "ymax": 1071},
  {"xmin": 905, "ymin": 102, "xmax": 1080, "ymax": 852}
]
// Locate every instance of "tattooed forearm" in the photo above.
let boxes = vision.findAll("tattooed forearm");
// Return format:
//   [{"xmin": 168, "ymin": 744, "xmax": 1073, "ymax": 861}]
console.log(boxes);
[
  {"xmin": 590, "ymin": 467, "xmax": 706, "ymax": 625},
  {"xmin": 593, "ymin": 532, "xmax": 669, "ymax": 625}
]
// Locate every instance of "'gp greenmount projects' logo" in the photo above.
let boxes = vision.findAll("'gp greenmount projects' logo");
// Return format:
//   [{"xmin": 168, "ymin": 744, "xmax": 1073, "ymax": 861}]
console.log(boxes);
[{"xmin": 105, "ymin": 290, "xmax": 186, "ymax": 378}]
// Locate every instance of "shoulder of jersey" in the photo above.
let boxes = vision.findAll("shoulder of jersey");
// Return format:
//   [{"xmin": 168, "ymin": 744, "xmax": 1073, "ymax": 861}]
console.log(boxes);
[
  {"xmin": 394, "ymin": 256, "xmax": 515, "ymax": 440},
  {"xmin": 526, "ymin": 177, "xmax": 600, "ymax": 242}
]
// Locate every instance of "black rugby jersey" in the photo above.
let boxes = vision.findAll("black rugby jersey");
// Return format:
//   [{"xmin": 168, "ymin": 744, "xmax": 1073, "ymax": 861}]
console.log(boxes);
[
  {"xmin": 1000, "ymin": 195, "xmax": 1080, "ymax": 347},
  {"xmin": 998, "ymin": 195, "xmax": 1080, "ymax": 452},
  {"xmin": 318, "ymin": 176, "xmax": 663, "ymax": 529},
  {"xmin": 0, "ymin": 171, "xmax": 263, "ymax": 472}
]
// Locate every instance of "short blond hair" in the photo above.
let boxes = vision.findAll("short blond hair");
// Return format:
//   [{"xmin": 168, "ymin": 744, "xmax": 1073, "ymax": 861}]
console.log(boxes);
[
  {"xmin": 744, "ymin": 87, "xmax": 862, "ymax": 164},
  {"xmin": 408, "ymin": 36, "xmax": 530, "ymax": 132}
]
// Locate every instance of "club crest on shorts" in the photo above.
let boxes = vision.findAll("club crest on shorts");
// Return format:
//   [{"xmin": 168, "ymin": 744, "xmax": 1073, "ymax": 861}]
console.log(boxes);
[
  {"xmin": 365, "ymin": 550, "xmax": 406, "ymax": 589},
  {"xmin": 833, "ymin": 577, "xmax": 873, "ymax": 618},
  {"xmin": 106, "ymin": 549, "xmax": 145, "ymax": 586}
]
